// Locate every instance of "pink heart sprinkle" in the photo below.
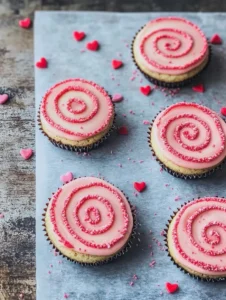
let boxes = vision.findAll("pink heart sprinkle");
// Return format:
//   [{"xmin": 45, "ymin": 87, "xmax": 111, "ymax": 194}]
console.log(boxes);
[
  {"xmin": 112, "ymin": 94, "xmax": 123, "ymax": 102},
  {"xmin": 0, "ymin": 94, "xmax": 9, "ymax": 104},
  {"xmin": 60, "ymin": 172, "xmax": 73, "ymax": 184},
  {"xmin": 20, "ymin": 148, "xmax": 33, "ymax": 160}
]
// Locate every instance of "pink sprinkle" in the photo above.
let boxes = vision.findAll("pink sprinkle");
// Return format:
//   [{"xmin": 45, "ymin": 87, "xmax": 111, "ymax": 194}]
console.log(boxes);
[
  {"xmin": 133, "ymin": 274, "xmax": 138, "ymax": 280},
  {"xmin": 48, "ymin": 271, "xmax": 51, "ymax": 274},
  {"xmin": 149, "ymin": 260, "xmax": 156, "ymax": 267},
  {"xmin": 139, "ymin": 160, "xmax": 144, "ymax": 163},
  {"xmin": 130, "ymin": 76, "xmax": 136, "ymax": 81},
  {"xmin": 175, "ymin": 196, "xmax": 181, "ymax": 201},
  {"xmin": 64, "ymin": 293, "xmax": 69, "ymax": 299},
  {"xmin": 160, "ymin": 230, "xmax": 166, "ymax": 236},
  {"xmin": 125, "ymin": 43, "xmax": 129, "ymax": 47},
  {"xmin": 130, "ymin": 281, "xmax": 134, "ymax": 286},
  {"xmin": 160, "ymin": 168, "xmax": 163, "ymax": 172},
  {"xmin": 58, "ymin": 260, "xmax": 62, "ymax": 264},
  {"xmin": 0, "ymin": 213, "xmax": 4, "ymax": 219},
  {"xmin": 19, "ymin": 294, "xmax": 24, "ymax": 299},
  {"xmin": 80, "ymin": 49, "xmax": 86, "ymax": 53},
  {"xmin": 128, "ymin": 157, "xmax": 131, "ymax": 160},
  {"xmin": 143, "ymin": 120, "xmax": 150, "ymax": 125},
  {"xmin": 122, "ymin": 114, "xmax": 127, "ymax": 117},
  {"xmin": 118, "ymin": 164, "xmax": 122, "ymax": 168}
]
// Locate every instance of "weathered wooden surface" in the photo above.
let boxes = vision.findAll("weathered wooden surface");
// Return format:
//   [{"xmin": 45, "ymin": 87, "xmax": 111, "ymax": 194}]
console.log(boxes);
[{"xmin": 0, "ymin": 1, "xmax": 226, "ymax": 300}]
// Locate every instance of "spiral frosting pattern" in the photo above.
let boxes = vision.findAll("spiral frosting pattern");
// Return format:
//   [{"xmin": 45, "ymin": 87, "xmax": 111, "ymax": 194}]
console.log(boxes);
[
  {"xmin": 134, "ymin": 17, "xmax": 209, "ymax": 75},
  {"xmin": 48, "ymin": 177, "xmax": 133, "ymax": 256},
  {"xmin": 152, "ymin": 102, "xmax": 226, "ymax": 169},
  {"xmin": 170, "ymin": 197, "xmax": 226, "ymax": 275},
  {"xmin": 40, "ymin": 79, "xmax": 114, "ymax": 141}
]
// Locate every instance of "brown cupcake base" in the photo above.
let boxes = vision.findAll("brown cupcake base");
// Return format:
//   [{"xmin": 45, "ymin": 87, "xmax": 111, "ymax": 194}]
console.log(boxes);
[
  {"xmin": 164, "ymin": 199, "xmax": 226, "ymax": 282},
  {"xmin": 131, "ymin": 26, "xmax": 212, "ymax": 88},
  {"xmin": 42, "ymin": 180, "xmax": 138, "ymax": 266},
  {"xmin": 147, "ymin": 110, "xmax": 226, "ymax": 180},
  {"xmin": 37, "ymin": 102, "xmax": 117, "ymax": 153}
]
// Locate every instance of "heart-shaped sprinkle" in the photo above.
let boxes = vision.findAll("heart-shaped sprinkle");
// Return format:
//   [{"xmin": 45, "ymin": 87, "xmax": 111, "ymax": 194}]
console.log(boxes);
[
  {"xmin": 36, "ymin": 57, "xmax": 48, "ymax": 68},
  {"xmin": 19, "ymin": 18, "xmax": 31, "ymax": 29},
  {"xmin": 86, "ymin": 40, "xmax": 99, "ymax": 51},
  {"xmin": 210, "ymin": 34, "xmax": 222, "ymax": 45},
  {"xmin": 63, "ymin": 241, "xmax": 74, "ymax": 248},
  {"xmin": 118, "ymin": 126, "xmax": 128, "ymax": 135},
  {"xmin": 220, "ymin": 107, "xmax": 226, "ymax": 116},
  {"xmin": 192, "ymin": 84, "xmax": 204, "ymax": 93},
  {"xmin": 20, "ymin": 148, "xmax": 33, "ymax": 160},
  {"xmin": 112, "ymin": 93, "xmax": 123, "ymax": 102},
  {"xmin": 165, "ymin": 282, "xmax": 179, "ymax": 294},
  {"xmin": 60, "ymin": 172, "xmax": 73, "ymax": 184},
  {"xmin": 134, "ymin": 182, "xmax": 146, "ymax": 192},
  {"xmin": 112, "ymin": 60, "xmax": 123, "ymax": 69},
  {"xmin": 0, "ymin": 94, "xmax": 9, "ymax": 104},
  {"xmin": 140, "ymin": 85, "xmax": 151, "ymax": 96},
  {"xmin": 73, "ymin": 31, "xmax": 86, "ymax": 41}
]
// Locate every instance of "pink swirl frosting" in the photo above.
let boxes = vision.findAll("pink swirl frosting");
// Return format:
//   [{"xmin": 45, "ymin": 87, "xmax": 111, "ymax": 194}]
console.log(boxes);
[
  {"xmin": 48, "ymin": 177, "xmax": 133, "ymax": 256},
  {"xmin": 40, "ymin": 79, "xmax": 114, "ymax": 141},
  {"xmin": 170, "ymin": 197, "xmax": 226, "ymax": 275},
  {"xmin": 152, "ymin": 102, "xmax": 226, "ymax": 169},
  {"xmin": 134, "ymin": 17, "xmax": 209, "ymax": 75}
]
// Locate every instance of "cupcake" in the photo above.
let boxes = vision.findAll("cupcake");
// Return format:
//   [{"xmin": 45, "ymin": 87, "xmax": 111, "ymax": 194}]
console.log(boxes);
[
  {"xmin": 43, "ymin": 177, "xmax": 134, "ymax": 264},
  {"xmin": 149, "ymin": 102, "xmax": 226, "ymax": 178},
  {"xmin": 132, "ymin": 17, "xmax": 210, "ymax": 87},
  {"xmin": 166, "ymin": 197, "xmax": 226, "ymax": 280},
  {"xmin": 39, "ymin": 78, "xmax": 115, "ymax": 152}
]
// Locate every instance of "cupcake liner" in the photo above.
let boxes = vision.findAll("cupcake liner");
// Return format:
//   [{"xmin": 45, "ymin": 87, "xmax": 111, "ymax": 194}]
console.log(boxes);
[
  {"xmin": 42, "ymin": 178, "xmax": 138, "ymax": 266},
  {"xmin": 147, "ymin": 108, "xmax": 226, "ymax": 180},
  {"xmin": 37, "ymin": 98, "xmax": 117, "ymax": 153},
  {"xmin": 164, "ymin": 198, "xmax": 226, "ymax": 282},
  {"xmin": 131, "ymin": 26, "xmax": 212, "ymax": 88}
]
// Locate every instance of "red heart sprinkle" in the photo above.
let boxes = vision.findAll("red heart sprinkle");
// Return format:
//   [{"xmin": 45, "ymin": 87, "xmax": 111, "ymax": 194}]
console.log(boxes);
[
  {"xmin": 220, "ymin": 107, "xmax": 226, "ymax": 116},
  {"xmin": 140, "ymin": 85, "xmax": 151, "ymax": 96},
  {"xmin": 118, "ymin": 126, "xmax": 128, "ymax": 135},
  {"xmin": 210, "ymin": 34, "xmax": 222, "ymax": 45},
  {"xmin": 86, "ymin": 40, "xmax": 99, "ymax": 51},
  {"xmin": 73, "ymin": 31, "xmax": 86, "ymax": 41},
  {"xmin": 165, "ymin": 282, "xmax": 179, "ymax": 294},
  {"xmin": 36, "ymin": 57, "xmax": 48, "ymax": 69},
  {"xmin": 192, "ymin": 84, "xmax": 204, "ymax": 93},
  {"xmin": 19, "ymin": 18, "xmax": 31, "ymax": 29},
  {"xmin": 20, "ymin": 148, "xmax": 33, "ymax": 160},
  {"xmin": 112, "ymin": 60, "xmax": 123, "ymax": 69},
  {"xmin": 134, "ymin": 182, "xmax": 146, "ymax": 192}
]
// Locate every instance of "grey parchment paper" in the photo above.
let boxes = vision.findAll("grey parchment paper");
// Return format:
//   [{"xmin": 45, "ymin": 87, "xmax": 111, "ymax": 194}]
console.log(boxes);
[{"xmin": 35, "ymin": 12, "xmax": 226, "ymax": 300}]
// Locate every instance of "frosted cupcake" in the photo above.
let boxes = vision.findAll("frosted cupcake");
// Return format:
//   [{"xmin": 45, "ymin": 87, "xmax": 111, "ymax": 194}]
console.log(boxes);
[
  {"xmin": 167, "ymin": 197, "xmax": 226, "ymax": 280},
  {"xmin": 132, "ymin": 17, "xmax": 210, "ymax": 87},
  {"xmin": 43, "ymin": 177, "xmax": 134, "ymax": 264},
  {"xmin": 149, "ymin": 102, "xmax": 226, "ymax": 178},
  {"xmin": 39, "ymin": 79, "xmax": 115, "ymax": 152}
]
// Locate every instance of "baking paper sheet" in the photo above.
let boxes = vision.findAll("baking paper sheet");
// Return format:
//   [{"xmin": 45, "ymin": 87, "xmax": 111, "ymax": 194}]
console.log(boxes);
[{"xmin": 35, "ymin": 12, "xmax": 226, "ymax": 300}]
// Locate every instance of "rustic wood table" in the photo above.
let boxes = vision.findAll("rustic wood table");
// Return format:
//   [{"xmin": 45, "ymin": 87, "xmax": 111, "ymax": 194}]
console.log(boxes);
[{"xmin": 0, "ymin": 1, "xmax": 226, "ymax": 299}]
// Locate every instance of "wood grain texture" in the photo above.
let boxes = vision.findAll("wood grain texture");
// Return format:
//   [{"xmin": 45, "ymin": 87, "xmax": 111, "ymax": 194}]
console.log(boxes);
[{"xmin": 0, "ymin": 1, "xmax": 226, "ymax": 299}]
